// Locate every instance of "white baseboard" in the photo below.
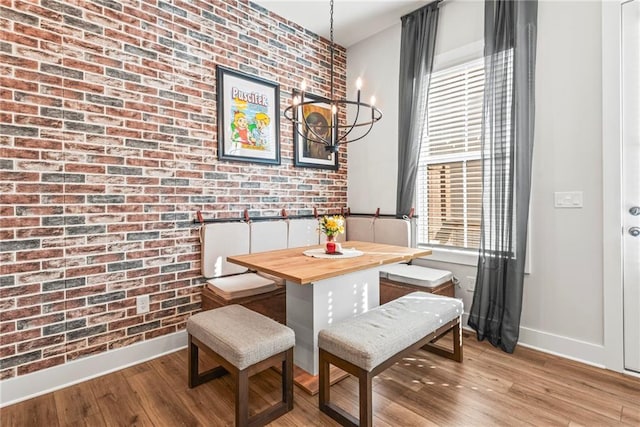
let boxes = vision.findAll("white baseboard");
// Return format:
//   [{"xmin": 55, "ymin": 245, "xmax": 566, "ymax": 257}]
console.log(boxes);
[
  {"xmin": 0, "ymin": 330, "xmax": 187, "ymax": 408},
  {"xmin": 517, "ymin": 326, "xmax": 605, "ymax": 368},
  {"xmin": 461, "ymin": 312, "xmax": 605, "ymax": 368}
]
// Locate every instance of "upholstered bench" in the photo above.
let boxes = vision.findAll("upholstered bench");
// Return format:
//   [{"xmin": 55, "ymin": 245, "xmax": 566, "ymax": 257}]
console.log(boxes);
[
  {"xmin": 318, "ymin": 292, "xmax": 463, "ymax": 427},
  {"xmin": 187, "ymin": 305, "xmax": 295, "ymax": 426}
]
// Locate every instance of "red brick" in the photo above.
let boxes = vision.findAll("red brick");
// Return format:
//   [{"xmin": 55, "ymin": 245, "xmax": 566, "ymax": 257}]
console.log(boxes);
[
  {"xmin": 0, "ymin": 327, "xmax": 40, "ymax": 345},
  {"xmin": 0, "ymin": 77, "xmax": 38, "ymax": 92},
  {"xmin": 14, "ymin": 23, "xmax": 62, "ymax": 44},
  {"xmin": 0, "ymin": 54, "xmax": 38, "ymax": 70},
  {"xmin": 17, "ymin": 355, "xmax": 65, "ymax": 375},
  {"xmin": 0, "ymin": 30, "xmax": 38, "ymax": 48},
  {"xmin": 16, "ymin": 249, "xmax": 64, "ymax": 262},
  {"xmin": 1, "ymin": 261, "xmax": 40, "ymax": 275}
]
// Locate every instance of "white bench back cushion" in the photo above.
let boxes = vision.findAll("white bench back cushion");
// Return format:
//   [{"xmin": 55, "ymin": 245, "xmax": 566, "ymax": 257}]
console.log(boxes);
[
  {"xmin": 374, "ymin": 218, "xmax": 411, "ymax": 247},
  {"xmin": 287, "ymin": 218, "xmax": 320, "ymax": 248},
  {"xmin": 345, "ymin": 217, "xmax": 375, "ymax": 242},
  {"xmin": 200, "ymin": 222, "xmax": 250, "ymax": 278},
  {"xmin": 250, "ymin": 220, "xmax": 288, "ymax": 253}
]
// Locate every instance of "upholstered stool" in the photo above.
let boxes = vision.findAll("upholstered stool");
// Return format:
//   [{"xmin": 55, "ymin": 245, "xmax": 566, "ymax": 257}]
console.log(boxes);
[{"xmin": 187, "ymin": 305, "xmax": 295, "ymax": 426}]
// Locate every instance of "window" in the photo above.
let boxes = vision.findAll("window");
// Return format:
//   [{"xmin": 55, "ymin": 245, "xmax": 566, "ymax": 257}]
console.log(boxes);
[{"xmin": 416, "ymin": 57, "xmax": 485, "ymax": 250}]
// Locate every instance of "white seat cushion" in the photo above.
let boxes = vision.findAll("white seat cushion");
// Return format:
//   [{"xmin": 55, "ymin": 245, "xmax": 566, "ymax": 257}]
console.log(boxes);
[
  {"xmin": 318, "ymin": 292, "xmax": 463, "ymax": 371},
  {"xmin": 206, "ymin": 273, "xmax": 278, "ymax": 300},
  {"xmin": 187, "ymin": 305, "xmax": 295, "ymax": 370},
  {"xmin": 382, "ymin": 264, "xmax": 453, "ymax": 288}
]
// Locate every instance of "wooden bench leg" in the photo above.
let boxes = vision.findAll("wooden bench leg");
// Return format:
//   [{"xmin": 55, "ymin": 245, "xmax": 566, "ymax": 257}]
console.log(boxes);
[
  {"xmin": 358, "ymin": 370, "xmax": 373, "ymax": 427},
  {"xmin": 236, "ymin": 369, "xmax": 249, "ymax": 427},
  {"xmin": 319, "ymin": 348, "xmax": 331, "ymax": 414},
  {"xmin": 188, "ymin": 334, "xmax": 228, "ymax": 388},
  {"xmin": 421, "ymin": 317, "xmax": 463, "ymax": 363},
  {"xmin": 319, "ymin": 348, "xmax": 364, "ymax": 427},
  {"xmin": 283, "ymin": 348, "xmax": 294, "ymax": 411}
]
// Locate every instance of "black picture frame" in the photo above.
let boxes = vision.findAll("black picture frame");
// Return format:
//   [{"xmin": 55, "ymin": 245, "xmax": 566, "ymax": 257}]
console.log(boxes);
[
  {"xmin": 217, "ymin": 66, "xmax": 280, "ymax": 165},
  {"xmin": 292, "ymin": 90, "xmax": 339, "ymax": 170}
]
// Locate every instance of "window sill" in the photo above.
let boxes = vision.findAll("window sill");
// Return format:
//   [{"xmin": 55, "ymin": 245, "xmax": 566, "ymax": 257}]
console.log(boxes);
[
  {"xmin": 417, "ymin": 246, "xmax": 532, "ymax": 274},
  {"xmin": 416, "ymin": 246, "xmax": 479, "ymax": 267}
]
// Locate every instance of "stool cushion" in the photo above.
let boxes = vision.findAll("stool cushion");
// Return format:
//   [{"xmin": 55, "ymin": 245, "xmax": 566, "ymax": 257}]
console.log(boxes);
[
  {"xmin": 206, "ymin": 273, "xmax": 278, "ymax": 300},
  {"xmin": 318, "ymin": 292, "xmax": 463, "ymax": 371},
  {"xmin": 187, "ymin": 305, "xmax": 295, "ymax": 370},
  {"xmin": 383, "ymin": 264, "xmax": 453, "ymax": 288}
]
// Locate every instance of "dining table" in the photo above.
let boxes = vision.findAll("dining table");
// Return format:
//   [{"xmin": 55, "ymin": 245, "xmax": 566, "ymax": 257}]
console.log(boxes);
[{"xmin": 227, "ymin": 240, "xmax": 431, "ymax": 393}]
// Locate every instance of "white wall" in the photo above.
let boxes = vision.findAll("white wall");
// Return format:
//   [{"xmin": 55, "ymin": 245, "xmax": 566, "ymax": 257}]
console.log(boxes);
[
  {"xmin": 346, "ymin": 27, "xmax": 401, "ymax": 215},
  {"xmin": 347, "ymin": 0, "xmax": 609, "ymax": 366}
]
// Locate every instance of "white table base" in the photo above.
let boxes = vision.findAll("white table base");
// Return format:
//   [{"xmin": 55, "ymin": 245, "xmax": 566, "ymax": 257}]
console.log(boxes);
[{"xmin": 286, "ymin": 268, "xmax": 381, "ymax": 375}]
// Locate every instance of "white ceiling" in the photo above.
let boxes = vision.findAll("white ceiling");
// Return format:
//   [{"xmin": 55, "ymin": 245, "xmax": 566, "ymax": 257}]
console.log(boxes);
[{"xmin": 253, "ymin": 0, "xmax": 428, "ymax": 47}]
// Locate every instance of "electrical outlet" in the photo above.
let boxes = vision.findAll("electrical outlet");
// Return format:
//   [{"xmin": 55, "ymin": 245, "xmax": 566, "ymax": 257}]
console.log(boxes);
[
  {"xmin": 136, "ymin": 295, "xmax": 150, "ymax": 314},
  {"xmin": 465, "ymin": 276, "xmax": 476, "ymax": 293}
]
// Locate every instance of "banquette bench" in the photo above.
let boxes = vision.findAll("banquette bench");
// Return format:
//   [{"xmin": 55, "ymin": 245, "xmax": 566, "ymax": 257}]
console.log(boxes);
[{"xmin": 198, "ymin": 214, "xmax": 456, "ymax": 323}]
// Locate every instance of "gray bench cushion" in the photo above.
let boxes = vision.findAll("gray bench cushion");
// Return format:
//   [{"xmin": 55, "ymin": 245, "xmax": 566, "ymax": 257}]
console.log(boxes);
[
  {"xmin": 318, "ymin": 292, "xmax": 463, "ymax": 371},
  {"xmin": 382, "ymin": 264, "xmax": 453, "ymax": 288},
  {"xmin": 187, "ymin": 305, "xmax": 295, "ymax": 370}
]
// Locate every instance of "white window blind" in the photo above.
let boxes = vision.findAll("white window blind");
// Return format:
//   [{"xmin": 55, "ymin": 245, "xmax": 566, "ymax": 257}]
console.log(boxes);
[{"xmin": 416, "ymin": 57, "xmax": 485, "ymax": 250}]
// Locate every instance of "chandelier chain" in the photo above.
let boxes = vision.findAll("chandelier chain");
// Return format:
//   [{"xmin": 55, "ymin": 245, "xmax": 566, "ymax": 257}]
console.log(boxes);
[
  {"xmin": 282, "ymin": 0, "xmax": 382, "ymax": 153},
  {"xmin": 329, "ymin": 0, "xmax": 334, "ymax": 104}
]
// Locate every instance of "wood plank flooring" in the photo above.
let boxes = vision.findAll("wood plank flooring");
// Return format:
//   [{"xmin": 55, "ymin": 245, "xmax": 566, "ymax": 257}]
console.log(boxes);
[{"xmin": 2, "ymin": 331, "xmax": 639, "ymax": 426}]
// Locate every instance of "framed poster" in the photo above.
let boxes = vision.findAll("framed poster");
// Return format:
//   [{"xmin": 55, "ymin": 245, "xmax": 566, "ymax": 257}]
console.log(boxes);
[
  {"xmin": 217, "ymin": 66, "xmax": 280, "ymax": 165},
  {"xmin": 293, "ymin": 91, "xmax": 339, "ymax": 170}
]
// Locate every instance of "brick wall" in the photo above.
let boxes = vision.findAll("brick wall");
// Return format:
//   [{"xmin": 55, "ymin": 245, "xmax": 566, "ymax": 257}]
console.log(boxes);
[{"xmin": 0, "ymin": 0, "xmax": 347, "ymax": 380}]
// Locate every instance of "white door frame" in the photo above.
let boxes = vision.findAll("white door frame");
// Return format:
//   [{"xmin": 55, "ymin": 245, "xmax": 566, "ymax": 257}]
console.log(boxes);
[{"xmin": 602, "ymin": 0, "xmax": 624, "ymax": 373}]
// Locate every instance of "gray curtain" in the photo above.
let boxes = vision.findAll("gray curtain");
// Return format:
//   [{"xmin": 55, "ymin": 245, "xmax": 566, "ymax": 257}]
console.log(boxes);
[
  {"xmin": 468, "ymin": 0, "xmax": 538, "ymax": 353},
  {"xmin": 396, "ymin": 3, "xmax": 440, "ymax": 217}
]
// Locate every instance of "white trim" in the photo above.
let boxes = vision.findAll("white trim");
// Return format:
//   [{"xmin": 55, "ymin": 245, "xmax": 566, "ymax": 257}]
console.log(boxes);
[
  {"xmin": 518, "ymin": 326, "xmax": 605, "ymax": 368},
  {"xmin": 417, "ymin": 246, "xmax": 479, "ymax": 267},
  {"xmin": 601, "ymin": 0, "xmax": 625, "ymax": 373},
  {"xmin": 433, "ymin": 40, "xmax": 484, "ymax": 72},
  {"xmin": 462, "ymin": 314, "xmax": 639, "ymax": 375},
  {"xmin": 0, "ymin": 330, "xmax": 187, "ymax": 408},
  {"xmin": 461, "ymin": 315, "xmax": 605, "ymax": 367}
]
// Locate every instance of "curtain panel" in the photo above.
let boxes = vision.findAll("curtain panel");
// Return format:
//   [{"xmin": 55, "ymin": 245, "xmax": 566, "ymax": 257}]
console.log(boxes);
[
  {"xmin": 396, "ymin": 2, "xmax": 440, "ymax": 217},
  {"xmin": 468, "ymin": 0, "xmax": 538, "ymax": 353}
]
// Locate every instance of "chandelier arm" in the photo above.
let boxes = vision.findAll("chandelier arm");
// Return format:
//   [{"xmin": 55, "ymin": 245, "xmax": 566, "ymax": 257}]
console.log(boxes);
[
  {"xmin": 339, "ymin": 100, "xmax": 362, "ymax": 142},
  {"xmin": 337, "ymin": 120, "xmax": 375, "ymax": 144},
  {"xmin": 285, "ymin": 102, "xmax": 333, "ymax": 145}
]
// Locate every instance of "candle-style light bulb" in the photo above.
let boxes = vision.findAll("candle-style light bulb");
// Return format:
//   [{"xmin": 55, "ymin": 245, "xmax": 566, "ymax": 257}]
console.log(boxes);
[
  {"xmin": 370, "ymin": 96, "xmax": 376, "ymax": 106},
  {"xmin": 331, "ymin": 105, "xmax": 337, "ymax": 115},
  {"xmin": 293, "ymin": 96, "xmax": 300, "ymax": 106},
  {"xmin": 356, "ymin": 77, "xmax": 362, "ymax": 90},
  {"xmin": 301, "ymin": 80, "xmax": 307, "ymax": 92}
]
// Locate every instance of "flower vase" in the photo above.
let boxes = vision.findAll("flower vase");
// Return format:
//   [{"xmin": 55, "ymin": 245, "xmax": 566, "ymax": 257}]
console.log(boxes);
[{"xmin": 325, "ymin": 235, "xmax": 336, "ymax": 254}]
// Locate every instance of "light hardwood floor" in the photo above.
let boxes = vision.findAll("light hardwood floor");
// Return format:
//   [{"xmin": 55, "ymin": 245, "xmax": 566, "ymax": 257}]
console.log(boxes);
[{"xmin": 2, "ymin": 331, "xmax": 639, "ymax": 426}]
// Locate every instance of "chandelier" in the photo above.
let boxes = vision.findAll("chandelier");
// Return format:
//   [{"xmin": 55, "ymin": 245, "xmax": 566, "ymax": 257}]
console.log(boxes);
[{"xmin": 283, "ymin": 0, "xmax": 382, "ymax": 154}]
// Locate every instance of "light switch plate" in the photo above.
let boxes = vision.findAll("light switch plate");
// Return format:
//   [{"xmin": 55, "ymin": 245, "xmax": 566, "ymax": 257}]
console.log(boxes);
[{"xmin": 554, "ymin": 191, "xmax": 583, "ymax": 208}]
